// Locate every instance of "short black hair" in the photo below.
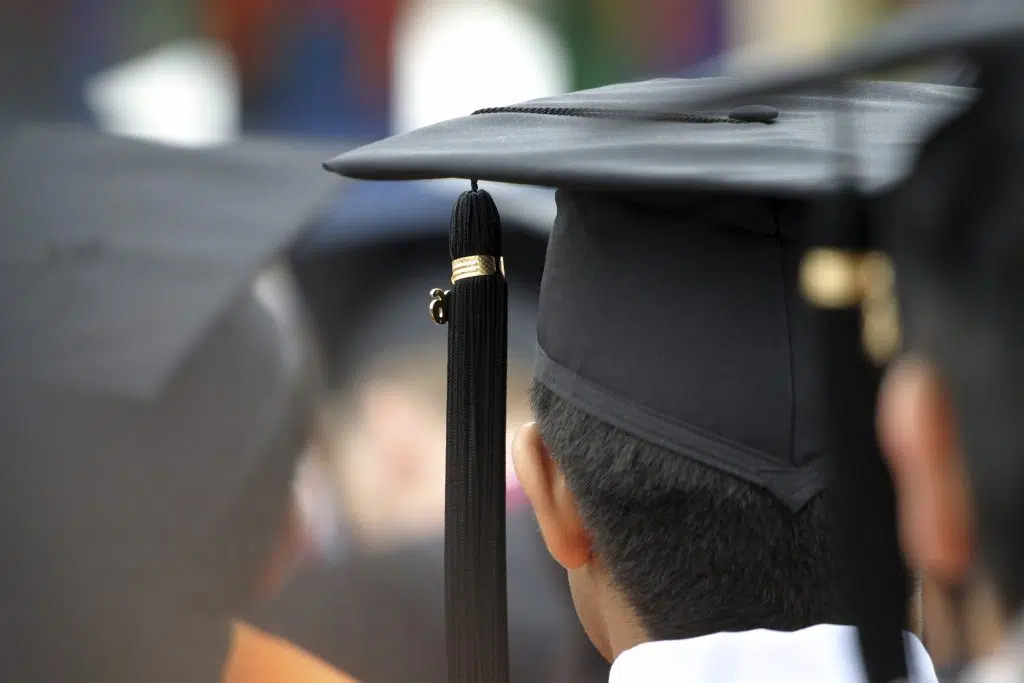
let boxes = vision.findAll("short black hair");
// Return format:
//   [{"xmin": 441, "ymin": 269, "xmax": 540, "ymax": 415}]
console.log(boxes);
[{"xmin": 531, "ymin": 382, "xmax": 844, "ymax": 641}]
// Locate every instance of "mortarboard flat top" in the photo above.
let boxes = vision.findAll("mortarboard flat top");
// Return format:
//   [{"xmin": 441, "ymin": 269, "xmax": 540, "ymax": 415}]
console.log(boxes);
[
  {"xmin": 327, "ymin": 1, "xmax": 1024, "ymax": 196},
  {"xmin": 0, "ymin": 125, "xmax": 338, "ymax": 399},
  {"xmin": 327, "ymin": 78, "xmax": 973, "ymax": 195}
]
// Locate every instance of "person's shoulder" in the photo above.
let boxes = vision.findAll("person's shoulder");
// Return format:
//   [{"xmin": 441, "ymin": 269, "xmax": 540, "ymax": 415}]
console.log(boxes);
[{"xmin": 225, "ymin": 621, "xmax": 358, "ymax": 683}]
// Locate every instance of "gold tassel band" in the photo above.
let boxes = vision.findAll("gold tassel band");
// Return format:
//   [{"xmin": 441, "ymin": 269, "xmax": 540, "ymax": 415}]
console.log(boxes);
[{"xmin": 451, "ymin": 255, "xmax": 506, "ymax": 283}]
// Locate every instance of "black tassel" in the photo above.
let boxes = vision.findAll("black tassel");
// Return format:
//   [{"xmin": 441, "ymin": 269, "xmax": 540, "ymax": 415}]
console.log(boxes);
[
  {"xmin": 444, "ymin": 183, "xmax": 510, "ymax": 683},
  {"xmin": 809, "ymin": 190, "xmax": 910, "ymax": 683}
]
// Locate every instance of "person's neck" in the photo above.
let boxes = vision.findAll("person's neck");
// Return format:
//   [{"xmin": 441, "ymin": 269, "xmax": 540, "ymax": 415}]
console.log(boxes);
[
  {"xmin": 607, "ymin": 623, "xmax": 650, "ymax": 661},
  {"xmin": 592, "ymin": 585, "xmax": 650, "ymax": 660}
]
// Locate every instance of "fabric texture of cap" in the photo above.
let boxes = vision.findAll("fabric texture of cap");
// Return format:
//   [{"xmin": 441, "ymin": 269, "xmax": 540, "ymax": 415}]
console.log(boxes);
[
  {"xmin": 326, "ymin": 78, "xmax": 973, "ymax": 195},
  {"xmin": 536, "ymin": 189, "xmax": 827, "ymax": 509}
]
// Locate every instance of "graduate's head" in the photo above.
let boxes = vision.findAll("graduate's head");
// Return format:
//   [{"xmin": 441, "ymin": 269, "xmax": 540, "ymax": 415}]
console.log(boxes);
[
  {"xmin": 324, "ymin": 76, "xmax": 972, "ymax": 678},
  {"xmin": 517, "ymin": 387, "xmax": 841, "ymax": 657},
  {"xmin": 875, "ymin": 81, "xmax": 1024, "ymax": 650},
  {"xmin": 511, "ymin": 190, "xmax": 844, "ymax": 657}
]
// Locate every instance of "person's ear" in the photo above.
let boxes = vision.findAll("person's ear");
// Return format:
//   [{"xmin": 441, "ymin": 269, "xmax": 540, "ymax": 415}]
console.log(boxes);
[
  {"xmin": 511, "ymin": 422, "xmax": 591, "ymax": 569},
  {"xmin": 878, "ymin": 356, "xmax": 973, "ymax": 584}
]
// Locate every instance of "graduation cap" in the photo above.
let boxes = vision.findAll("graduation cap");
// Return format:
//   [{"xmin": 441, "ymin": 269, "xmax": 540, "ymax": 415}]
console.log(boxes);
[
  {"xmin": 319, "ymin": 18, "xmax": 995, "ymax": 683},
  {"xmin": 0, "ymin": 125, "xmax": 336, "ymax": 681}
]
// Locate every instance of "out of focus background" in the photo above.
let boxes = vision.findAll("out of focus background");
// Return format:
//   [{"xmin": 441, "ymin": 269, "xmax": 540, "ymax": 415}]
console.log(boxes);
[{"xmin": 10, "ymin": 0, "xmax": 924, "ymax": 144}]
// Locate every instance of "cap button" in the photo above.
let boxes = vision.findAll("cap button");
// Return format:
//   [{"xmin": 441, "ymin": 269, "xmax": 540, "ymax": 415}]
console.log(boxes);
[{"xmin": 729, "ymin": 104, "xmax": 779, "ymax": 123}]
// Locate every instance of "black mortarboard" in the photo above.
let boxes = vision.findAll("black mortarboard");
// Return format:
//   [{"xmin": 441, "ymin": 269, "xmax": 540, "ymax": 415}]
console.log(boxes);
[
  {"xmin": 323, "ymin": 31, "xmax": 980, "ymax": 683},
  {"xmin": 0, "ymin": 126, "xmax": 336, "ymax": 682}
]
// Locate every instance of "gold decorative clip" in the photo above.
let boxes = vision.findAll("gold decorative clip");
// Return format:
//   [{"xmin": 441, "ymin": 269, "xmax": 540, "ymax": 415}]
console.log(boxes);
[
  {"xmin": 801, "ymin": 248, "xmax": 901, "ymax": 365},
  {"xmin": 431, "ymin": 255, "xmax": 506, "ymax": 325},
  {"xmin": 450, "ymin": 255, "xmax": 506, "ymax": 284},
  {"xmin": 429, "ymin": 288, "xmax": 450, "ymax": 325}
]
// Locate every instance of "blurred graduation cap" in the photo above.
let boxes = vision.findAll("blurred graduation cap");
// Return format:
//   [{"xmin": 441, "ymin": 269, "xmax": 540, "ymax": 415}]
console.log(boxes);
[
  {"xmin": 0, "ymin": 125, "xmax": 335, "ymax": 398},
  {"xmin": 318, "ymin": 8, "xmax": 1008, "ymax": 683},
  {"xmin": 293, "ymin": 178, "xmax": 552, "ymax": 392},
  {"xmin": 0, "ymin": 125, "xmax": 336, "ymax": 681}
]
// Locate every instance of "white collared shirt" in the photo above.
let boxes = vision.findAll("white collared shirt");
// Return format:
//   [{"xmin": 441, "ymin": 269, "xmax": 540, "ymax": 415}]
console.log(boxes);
[{"xmin": 610, "ymin": 624, "xmax": 938, "ymax": 683}]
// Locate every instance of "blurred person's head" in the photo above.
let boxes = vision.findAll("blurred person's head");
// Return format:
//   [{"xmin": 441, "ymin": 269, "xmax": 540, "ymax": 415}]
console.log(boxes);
[
  {"xmin": 878, "ymin": 354, "xmax": 1015, "ymax": 661},
  {"xmin": 0, "ymin": 122, "xmax": 346, "ymax": 683},
  {"xmin": 0, "ymin": 259, "xmax": 330, "ymax": 682},
  {"xmin": 875, "ymin": 92, "xmax": 1024, "ymax": 662},
  {"xmin": 294, "ymin": 230, "xmax": 545, "ymax": 551},
  {"xmin": 329, "ymin": 345, "xmax": 534, "ymax": 548}
]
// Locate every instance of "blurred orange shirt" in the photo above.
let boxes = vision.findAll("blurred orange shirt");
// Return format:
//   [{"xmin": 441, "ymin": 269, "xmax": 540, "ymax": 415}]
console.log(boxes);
[{"xmin": 226, "ymin": 621, "xmax": 358, "ymax": 683}]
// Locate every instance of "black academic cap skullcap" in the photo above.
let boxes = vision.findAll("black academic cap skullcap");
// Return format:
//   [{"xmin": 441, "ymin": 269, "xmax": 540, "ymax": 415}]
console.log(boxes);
[
  {"xmin": 536, "ymin": 190, "xmax": 831, "ymax": 508},
  {"xmin": 0, "ymin": 124, "xmax": 338, "ymax": 399}
]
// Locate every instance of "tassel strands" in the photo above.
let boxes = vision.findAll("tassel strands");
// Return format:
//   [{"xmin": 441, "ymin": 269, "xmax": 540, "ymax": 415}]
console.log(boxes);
[{"xmin": 443, "ymin": 183, "xmax": 510, "ymax": 683}]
